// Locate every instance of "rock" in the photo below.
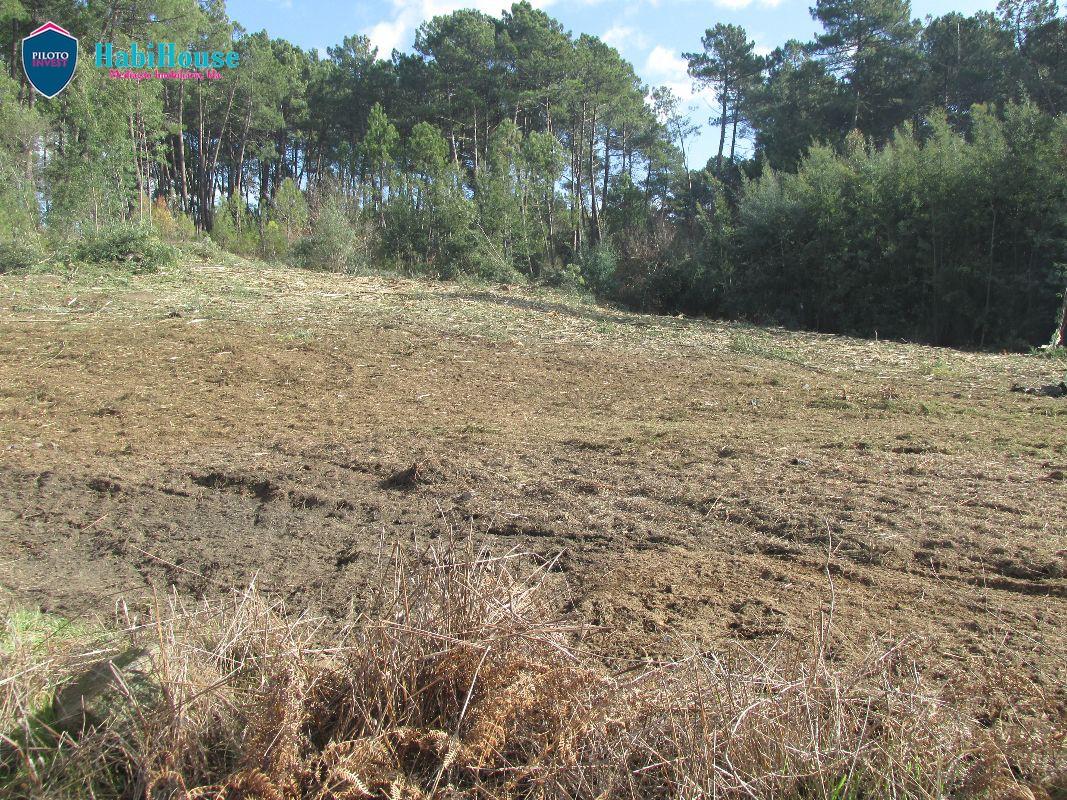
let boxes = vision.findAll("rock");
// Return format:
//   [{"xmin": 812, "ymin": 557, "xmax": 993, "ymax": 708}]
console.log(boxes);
[
  {"xmin": 1010, "ymin": 382, "xmax": 1067, "ymax": 397},
  {"xmin": 50, "ymin": 647, "xmax": 156, "ymax": 737}
]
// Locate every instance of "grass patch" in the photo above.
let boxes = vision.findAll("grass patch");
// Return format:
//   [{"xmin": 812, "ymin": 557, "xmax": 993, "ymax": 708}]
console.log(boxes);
[
  {"xmin": 0, "ymin": 602, "xmax": 123, "ymax": 797},
  {"xmin": 809, "ymin": 397, "xmax": 853, "ymax": 410},
  {"xmin": 917, "ymin": 357, "xmax": 972, "ymax": 380},
  {"xmin": 0, "ymin": 538, "xmax": 1061, "ymax": 799},
  {"xmin": 729, "ymin": 331, "xmax": 807, "ymax": 366},
  {"xmin": 1029, "ymin": 345, "xmax": 1067, "ymax": 362}
]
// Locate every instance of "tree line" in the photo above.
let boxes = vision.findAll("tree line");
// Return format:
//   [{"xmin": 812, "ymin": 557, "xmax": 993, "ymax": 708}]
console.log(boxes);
[{"xmin": 0, "ymin": 0, "xmax": 1065, "ymax": 348}]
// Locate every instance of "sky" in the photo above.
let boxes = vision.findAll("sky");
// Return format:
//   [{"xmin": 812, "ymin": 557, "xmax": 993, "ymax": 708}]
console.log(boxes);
[{"xmin": 226, "ymin": 0, "xmax": 998, "ymax": 167}]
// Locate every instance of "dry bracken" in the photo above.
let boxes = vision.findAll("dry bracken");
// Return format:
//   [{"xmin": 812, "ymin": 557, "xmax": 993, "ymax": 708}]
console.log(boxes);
[{"xmin": 2, "ymin": 534, "xmax": 1063, "ymax": 799}]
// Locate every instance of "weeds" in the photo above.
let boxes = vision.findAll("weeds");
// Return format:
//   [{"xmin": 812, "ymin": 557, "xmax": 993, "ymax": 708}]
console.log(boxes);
[
  {"xmin": 0, "ymin": 239, "xmax": 46, "ymax": 274},
  {"xmin": 2, "ymin": 536, "xmax": 1062, "ymax": 799},
  {"xmin": 71, "ymin": 225, "xmax": 178, "ymax": 273},
  {"xmin": 729, "ymin": 331, "xmax": 807, "ymax": 367}
]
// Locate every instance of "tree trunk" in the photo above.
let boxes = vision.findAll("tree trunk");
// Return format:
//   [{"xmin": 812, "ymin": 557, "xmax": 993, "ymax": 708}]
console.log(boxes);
[
  {"xmin": 232, "ymin": 99, "xmax": 253, "ymax": 201},
  {"xmin": 716, "ymin": 89, "xmax": 728, "ymax": 175},
  {"xmin": 1056, "ymin": 287, "xmax": 1067, "ymax": 348},
  {"xmin": 588, "ymin": 106, "xmax": 599, "ymax": 245},
  {"xmin": 10, "ymin": 20, "xmax": 17, "ymax": 81},
  {"xmin": 472, "ymin": 107, "xmax": 479, "ymax": 176},
  {"xmin": 574, "ymin": 104, "xmax": 585, "ymax": 251},
  {"xmin": 729, "ymin": 104, "xmax": 739, "ymax": 163},
  {"xmin": 601, "ymin": 130, "xmax": 610, "ymax": 239},
  {"xmin": 197, "ymin": 83, "xmax": 207, "ymax": 229},
  {"xmin": 176, "ymin": 84, "xmax": 189, "ymax": 212},
  {"xmin": 130, "ymin": 113, "xmax": 144, "ymax": 221}
]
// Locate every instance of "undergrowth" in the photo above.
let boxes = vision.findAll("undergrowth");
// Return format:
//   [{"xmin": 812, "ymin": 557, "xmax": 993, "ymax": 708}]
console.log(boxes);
[
  {"xmin": 70, "ymin": 225, "xmax": 178, "ymax": 273},
  {"xmin": 1, "ymin": 537, "xmax": 1063, "ymax": 799}
]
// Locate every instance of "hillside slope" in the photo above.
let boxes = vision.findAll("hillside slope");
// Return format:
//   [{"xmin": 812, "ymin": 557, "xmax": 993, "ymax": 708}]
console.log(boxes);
[{"xmin": 1, "ymin": 259, "xmax": 1064, "ymax": 699}]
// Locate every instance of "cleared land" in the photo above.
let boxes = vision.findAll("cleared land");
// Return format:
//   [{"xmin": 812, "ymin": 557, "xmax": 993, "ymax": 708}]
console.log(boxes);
[{"xmin": 1, "ymin": 260, "xmax": 1065, "ymax": 704}]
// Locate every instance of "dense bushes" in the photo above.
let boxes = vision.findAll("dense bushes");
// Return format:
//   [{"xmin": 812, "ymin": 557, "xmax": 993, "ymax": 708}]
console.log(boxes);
[
  {"xmin": 720, "ymin": 106, "xmax": 1067, "ymax": 347},
  {"xmin": 0, "ymin": 238, "xmax": 45, "ymax": 273},
  {"xmin": 71, "ymin": 225, "xmax": 178, "ymax": 273},
  {"xmin": 0, "ymin": 223, "xmax": 180, "ymax": 275},
  {"xmin": 288, "ymin": 192, "xmax": 369, "ymax": 273},
  {"xmin": 189, "ymin": 101, "xmax": 1066, "ymax": 351},
  {"xmin": 599, "ymin": 103, "xmax": 1067, "ymax": 348}
]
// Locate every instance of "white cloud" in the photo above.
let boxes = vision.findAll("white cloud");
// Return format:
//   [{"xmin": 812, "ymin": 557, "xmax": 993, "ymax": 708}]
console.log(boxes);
[
  {"xmin": 602, "ymin": 24, "xmax": 647, "ymax": 51},
  {"xmin": 644, "ymin": 44, "xmax": 716, "ymax": 110},
  {"xmin": 644, "ymin": 45, "xmax": 688, "ymax": 80},
  {"xmin": 711, "ymin": 0, "xmax": 783, "ymax": 8},
  {"xmin": 367, "ymin": 16, "xmax": 411, "ymax": 55},
  {"xmin": 364, "ymin": 0, "xmax": 555, "ymax": 57}
]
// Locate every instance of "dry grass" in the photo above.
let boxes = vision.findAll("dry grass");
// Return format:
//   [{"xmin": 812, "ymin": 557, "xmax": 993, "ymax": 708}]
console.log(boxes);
[
  {"xmin": 2, "ymin": 536, "xmax": 1062, "ymax": 800},
  {"xmin": 4, "ymin": 259, "xmax": 1063, "ymax": 390}
]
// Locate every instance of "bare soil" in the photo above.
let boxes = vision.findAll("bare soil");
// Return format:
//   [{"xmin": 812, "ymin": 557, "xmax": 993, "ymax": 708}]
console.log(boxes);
[{"xmin": 1, "ymin": 261, "xmax": 1064, "ymax": 702}]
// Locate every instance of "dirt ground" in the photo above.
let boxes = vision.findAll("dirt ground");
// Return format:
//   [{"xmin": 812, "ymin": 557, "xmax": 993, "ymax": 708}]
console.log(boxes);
[{"xmin": 1, "ymin": 260, "xmax": 1065, "ymax": 702}]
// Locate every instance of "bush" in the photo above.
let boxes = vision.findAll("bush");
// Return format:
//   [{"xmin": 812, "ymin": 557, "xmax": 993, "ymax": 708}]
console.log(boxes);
[
  {"xmin": 575, "ymin": 241, "xmax": 617, "ymax": 296},
  {"xmin": 259, "ymin": 219, "xmax": 288, "ymax": 262},
  {"xmin": 0, "ymin": 237, "xmax": 46, "ymax": 273},
  {"xmin": 609, "ymin": 218, "xmax": 698, "ymax": 312},
  {"xmin": 272, "ymin": 178, "xmax": 309, "ymax": 246},
  {"xmin": 179, "ymin": 236, "xmax": 223, "ymax": 263},
  {"xmin": 72, "ymin": 225, "xmax": 177, "ymax": 273},
  {"xmin": 540, "ymin": 259, "xmax": 585, "ymax": 291},
  {"xmin": 289, "ymin": 194, "xmax": 367, "ymax": 273},
  {"xmin": 152, "ymin": 197, "xmax": 196, "ymax": 243},
  {"xmin": 210, "ymin": 197, "xmax": 259, "ymax": 257}
]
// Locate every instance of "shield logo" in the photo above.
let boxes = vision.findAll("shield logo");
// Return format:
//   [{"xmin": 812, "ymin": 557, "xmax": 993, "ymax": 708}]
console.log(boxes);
[{"xmin": 22, "ymin": 22, "xmax": 78, "ymax": 99}]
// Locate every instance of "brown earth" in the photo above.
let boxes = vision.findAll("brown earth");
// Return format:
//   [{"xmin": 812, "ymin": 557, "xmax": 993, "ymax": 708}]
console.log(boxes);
[{"xmin": 1, "ymin": 260, "xmax": 1065, "ymax": 702}]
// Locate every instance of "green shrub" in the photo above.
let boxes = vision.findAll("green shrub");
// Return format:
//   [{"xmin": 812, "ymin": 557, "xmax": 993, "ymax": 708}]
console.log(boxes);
[
  {"xmin": 72, "ymin": 225, "xmax": 177, "ymax": 273},
  {"xmin": 289, "ymin": 194, "xmax": 366, "ymax": 273},
  {"xmin": 210, "ymin": 197, "xmax": 258, "ymax": 257},
  {"xmin": 0, "ymin": 237, "xmax": 46, "ymax": 273},
  {"xmin": 576, "ymin": 242, "xmax": 617, "ymax": 296},
  {"xmin": 260, "ymin": 220, "xmax": 288, "ymax": 262},
  {"xmin": 272, "ymin": 178, "xmax": 309, "ymax": 246},
  {"xmin": 152, "ymin": 197, "xmax": 197, "ymax": 243},
  {"xmin": 174, "ymin": 212, "xmax": 197, "ymax": 242},
  {"xmin": 179, "ymin": 236, "xmax": 223, "ymax": 262},
  {"xmin": 540, "ymin": 260, "xmax": 585, "ymax": 291}
]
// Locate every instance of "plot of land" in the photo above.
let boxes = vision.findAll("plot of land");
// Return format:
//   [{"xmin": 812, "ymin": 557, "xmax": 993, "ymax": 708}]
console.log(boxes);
[{"xmin": 1, "ymin": 261, "xmax": 1064, "ymax": 704}]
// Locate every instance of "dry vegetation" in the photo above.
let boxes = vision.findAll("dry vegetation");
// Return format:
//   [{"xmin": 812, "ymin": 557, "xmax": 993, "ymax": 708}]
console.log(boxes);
[
  {"xmin": 1, "ymin": 258, "xmax": 1065, "ymax": 797},
  {"xmin": 3, "ymin": 536, "xmax": 1063, "ymax": 799}
]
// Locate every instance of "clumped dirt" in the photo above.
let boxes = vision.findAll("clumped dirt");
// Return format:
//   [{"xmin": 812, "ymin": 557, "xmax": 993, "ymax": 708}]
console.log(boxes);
[{"xmin": 1, "ymin": 262, "xmax": 1065, "ymax": 702}]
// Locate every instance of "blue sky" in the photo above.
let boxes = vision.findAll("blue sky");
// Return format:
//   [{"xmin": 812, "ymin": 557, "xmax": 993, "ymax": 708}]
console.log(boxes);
[{"xmin": 227, "ymin": 0, "xmax": 998, "ymax": 167}]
